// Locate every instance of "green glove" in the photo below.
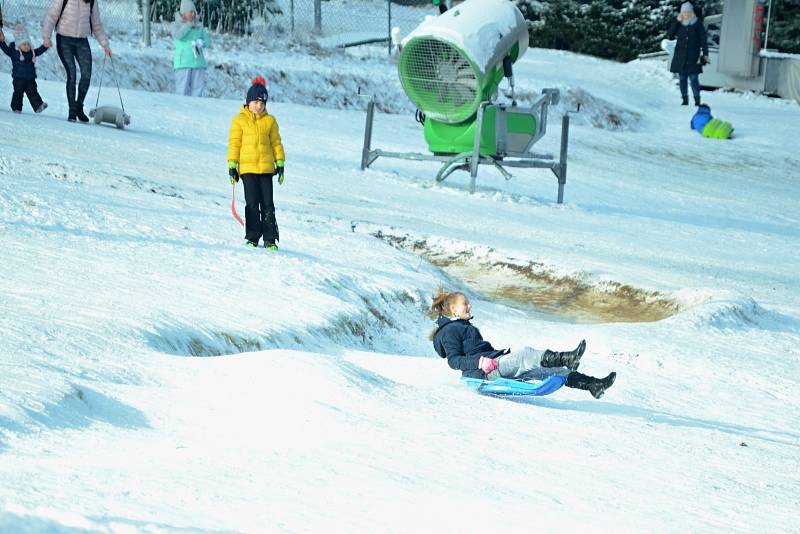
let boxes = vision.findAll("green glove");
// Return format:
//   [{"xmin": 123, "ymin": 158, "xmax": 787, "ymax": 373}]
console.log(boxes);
[
  {"xmin": 228, "ymin": 160, "xmax": 239, "ymax": 184},
  {"xmin": 275, "ymin": 159, "xmax": 285, "ymax": 185}
]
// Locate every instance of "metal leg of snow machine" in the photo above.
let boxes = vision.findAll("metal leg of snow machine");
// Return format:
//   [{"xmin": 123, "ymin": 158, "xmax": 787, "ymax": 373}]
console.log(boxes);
[
  {"xmin": 359, "ymin": 96, "xmax": 571, "ymax": 204},
  {"xmin": 555, "ymin": 113, "xmax": 569, "ymax": 204}
]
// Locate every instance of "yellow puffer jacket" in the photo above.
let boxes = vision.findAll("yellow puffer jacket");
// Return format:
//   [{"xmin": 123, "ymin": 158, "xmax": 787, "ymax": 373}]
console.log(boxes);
[{"xmin": 227, "ymin": 106, "xmax": 285, "ymax": 175}]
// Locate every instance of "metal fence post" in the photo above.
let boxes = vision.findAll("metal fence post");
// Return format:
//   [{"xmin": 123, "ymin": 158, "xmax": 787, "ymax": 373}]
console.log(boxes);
[
  {"xmin": 361, "ymin": 97, "xmax": 376, "ymax": 170},
  {"xmin": 314, "ymin": 0, "xmax": 322, "ymax": 33},
  {"xmin": 142, "ymin": 0, "xmax": 151, "ymax": 46},
  {"xmin": 290, "ymin": 0, "xmax": 295, "ymax": 35},
  {"xmin": 387, "ymin": 0, "xmax": 392, "ymax": 56}
]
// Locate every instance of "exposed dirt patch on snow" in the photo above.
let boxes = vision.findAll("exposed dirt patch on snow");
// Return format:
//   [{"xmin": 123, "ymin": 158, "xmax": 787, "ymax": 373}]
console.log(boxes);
[{"xmin": 372, "ymin": 230, "xmax": 679, "ymax": 323}]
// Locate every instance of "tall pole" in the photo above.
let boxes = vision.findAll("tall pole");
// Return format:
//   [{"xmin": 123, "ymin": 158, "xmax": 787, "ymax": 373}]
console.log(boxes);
[
  {"xmin": 314, "ymin": 0, "xmax": 322, "ymax": 33},
  {"xmin": 142, "ymin": 0, "xmax": 151, "ymax": 46},
  {"xmin": 763, "ymin": 0, "xmax": 773, "ymax": 50},
  {"xmin": 387, "ymin": 0, "xmax": 392, "ymax": 56}
]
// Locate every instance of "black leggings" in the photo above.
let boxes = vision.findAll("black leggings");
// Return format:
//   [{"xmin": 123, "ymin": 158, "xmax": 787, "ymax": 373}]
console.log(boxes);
[
  {"xmin": 56, "ymin": 34, "xmax": 93, "ymax": 111},
  {"xmin": 242, "ymin": 173, "xmax": 279, "ymax": 245}
]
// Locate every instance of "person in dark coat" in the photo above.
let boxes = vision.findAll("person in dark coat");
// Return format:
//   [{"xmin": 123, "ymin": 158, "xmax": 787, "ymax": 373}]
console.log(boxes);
[
  {"xmin": 429, "ymin": 288, "xmax": 617, "ymax": 399},
  {"xmin": 667, "ymin": 2, "xmax": 709, "ymax": 106},
  {"xmin": 0, "ymin": 22, "xmax": 49, "ymax": 113}
]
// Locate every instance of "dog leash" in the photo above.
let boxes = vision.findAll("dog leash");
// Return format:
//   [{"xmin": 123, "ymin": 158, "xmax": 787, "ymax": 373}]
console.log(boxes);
[{"xmin": 94, "ymin": 55, "xmax": 126, "ymax": 113}]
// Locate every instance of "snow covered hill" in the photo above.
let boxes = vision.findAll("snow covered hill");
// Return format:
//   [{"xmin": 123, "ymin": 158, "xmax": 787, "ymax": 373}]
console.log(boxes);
[{"xmin": 1, "ymin": 46, "xmax": 799, "ymax": 533}]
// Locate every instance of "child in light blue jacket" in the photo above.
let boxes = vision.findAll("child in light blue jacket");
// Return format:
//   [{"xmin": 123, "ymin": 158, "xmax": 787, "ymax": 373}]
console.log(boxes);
[{"xmin": 172, "ymin": 0, "xmax": 210, "ymax": 96}]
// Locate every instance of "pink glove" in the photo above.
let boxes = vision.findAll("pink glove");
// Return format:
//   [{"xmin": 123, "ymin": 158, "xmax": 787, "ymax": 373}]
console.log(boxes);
[{"xmin": 478, "ymin": 356, "xmax": 499, "ymax": 374}]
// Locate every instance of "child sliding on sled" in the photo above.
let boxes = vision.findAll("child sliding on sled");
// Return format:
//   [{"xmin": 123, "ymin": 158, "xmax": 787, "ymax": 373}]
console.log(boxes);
[
  {"xmin": 429, "ymin": 289, "xmax": 616, "ymax": 399},
  {"xmin": 690, "ymin": 104, "xmax": 734, "ymax": 139},
  {"xmin": 227, "ymin": 76, "xmax": 285, "ymax": 250}
]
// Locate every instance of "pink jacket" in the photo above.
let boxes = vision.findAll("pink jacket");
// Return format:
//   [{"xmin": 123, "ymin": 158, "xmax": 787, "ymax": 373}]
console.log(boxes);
[{"xmin": 42, "ymin": 0, "xmax": 109, "ymax": 48}]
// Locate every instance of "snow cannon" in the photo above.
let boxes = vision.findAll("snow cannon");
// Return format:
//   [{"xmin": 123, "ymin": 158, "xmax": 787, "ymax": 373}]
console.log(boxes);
[
  {"xmin": 398, "ymin": 0, "xmax": 535, "ymax": 155},
  {"xmin": 360, "ymin": 0, "xmax": 570, "ymax": 202}
]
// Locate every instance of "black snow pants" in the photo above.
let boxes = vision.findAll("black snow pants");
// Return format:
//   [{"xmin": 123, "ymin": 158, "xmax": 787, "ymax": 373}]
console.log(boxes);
[
  {"xmin": 11, "ymin": 79, "xmax": 44, "ymax": 112},
  {"xmin": 242, "ymin": 173, "xmax": 279, "ymax": 245}
]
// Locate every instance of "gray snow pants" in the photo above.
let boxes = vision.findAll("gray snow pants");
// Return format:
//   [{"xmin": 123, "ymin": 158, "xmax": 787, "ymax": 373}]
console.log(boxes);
[
  {"xmin": 175, "ymin": 68, "xmax": 206, "ymax": 96},
  {"xmin": 486, "ymin": 346, "xmax": 571, "ymax": 381}
]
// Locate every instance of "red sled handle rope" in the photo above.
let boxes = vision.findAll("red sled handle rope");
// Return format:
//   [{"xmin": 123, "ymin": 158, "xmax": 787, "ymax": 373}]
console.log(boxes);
[{"xmin": 231, "ymin": 182, "xmax": 244, "ymax": 226}]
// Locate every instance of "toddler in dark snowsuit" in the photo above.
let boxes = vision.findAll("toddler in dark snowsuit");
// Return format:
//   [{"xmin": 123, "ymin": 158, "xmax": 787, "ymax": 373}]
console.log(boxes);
[{"xmin": 0, "ymin": 23, "xmax": 49, "ymax": 113}]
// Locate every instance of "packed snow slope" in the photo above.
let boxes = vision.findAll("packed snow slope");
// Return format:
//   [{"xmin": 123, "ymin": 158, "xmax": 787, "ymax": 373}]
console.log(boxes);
[{"xmin": 1, "ymin": 47, "xmax": 799, "ymax": 533}]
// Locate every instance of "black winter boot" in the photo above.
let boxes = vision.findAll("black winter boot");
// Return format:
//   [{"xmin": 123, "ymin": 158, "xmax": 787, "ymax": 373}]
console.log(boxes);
[
  {"xmin": 681, "ymin": 95, "xmax": 689, "ymax": 106},
  {"xmin": 694, "ymin": 95, "xmax": 701, "ymax": 106},
  {"xmin": 565, "ymin": 371, "xmax": 616, "ymax": 399},
  {"xmin": 541, "ymin": 340, "xmax": 586, "ymax": 371},
  {"xmin": 75, "ymin": 107, "xmax": 90, "ymax": 123}
]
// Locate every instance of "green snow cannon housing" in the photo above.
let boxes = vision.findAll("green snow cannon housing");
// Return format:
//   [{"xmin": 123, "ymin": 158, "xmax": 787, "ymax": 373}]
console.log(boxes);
[{"xmin": 398, "ymin": 0, "xmax": 530, "ymax": 155}]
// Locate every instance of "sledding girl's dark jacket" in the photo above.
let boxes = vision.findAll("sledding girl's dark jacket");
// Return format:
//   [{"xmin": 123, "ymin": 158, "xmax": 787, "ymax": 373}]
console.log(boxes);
[
  {"xmin": 0, "ymin": 42, "xmax": 48, "ymax": 80},
  {"xmin": 432, "ymin": 316, "xmax": 508, "ymax": 378},
  {"xmin": 667, "ymin": 18, "xmax": 708, "ymax": 75}
]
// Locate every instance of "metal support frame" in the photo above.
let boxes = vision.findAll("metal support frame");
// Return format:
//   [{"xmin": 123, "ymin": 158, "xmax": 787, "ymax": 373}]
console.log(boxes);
[
  {"xmin": 359, "ymin": 95, "xmax": 571, "ymax": 203},
  {"xmin": 469, "ymin": 101, "xmax": 491, "ymax": 192},
  {"xmin": 556, "ymin": 113, "xmax": 570, "ymax": 204}
]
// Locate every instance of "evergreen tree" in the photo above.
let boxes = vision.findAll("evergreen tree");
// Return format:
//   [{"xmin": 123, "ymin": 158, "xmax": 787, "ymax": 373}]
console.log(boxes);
[
  {"xmin": 517, "ymin": 0, "xmax": 800, "ymax": 59},
  {"xmin": 768, "ymin": 0, "xmax": 800, "ymax": 53},
  {"xmin": 518, "ymin": 0, "xmax": 676, "ymax": 62}
]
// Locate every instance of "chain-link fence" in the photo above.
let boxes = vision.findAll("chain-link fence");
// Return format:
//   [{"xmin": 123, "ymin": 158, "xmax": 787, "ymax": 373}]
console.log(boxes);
[
  {"xmin": 283, "ymin": 0, "xmax": 430, "ymax": 52},
  {"xmin": 0, "ymin": 0, "xmax": 145, "ymax": 41},
  {"xmin": 0, "ymin": 0, "xmax": 434, "ymax": 54}
]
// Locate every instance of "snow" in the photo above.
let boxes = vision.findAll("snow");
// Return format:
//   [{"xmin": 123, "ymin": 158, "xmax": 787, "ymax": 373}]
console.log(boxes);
[
  {"xmin": 1, "ymin": 33, "xmax": 800, "ymax": 534},
  {"xmin": 760, "ymin": 49, "xmax": 800, "ymax": 60}
]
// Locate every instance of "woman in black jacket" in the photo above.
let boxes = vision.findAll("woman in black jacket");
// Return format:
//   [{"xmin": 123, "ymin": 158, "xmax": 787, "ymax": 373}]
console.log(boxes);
[
  {"xmin": 667, "ymin": 2, "xmax": 709, "ymax": 106},
  {"xmin": 429, "ymin": 289, "xmax": 616, "ymax": 399}
]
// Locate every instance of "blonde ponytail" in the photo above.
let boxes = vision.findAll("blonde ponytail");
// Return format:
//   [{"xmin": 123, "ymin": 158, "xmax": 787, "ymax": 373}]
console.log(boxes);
[{"xmin": 427, "ymin": 287, "xmax": 465, "ymax": 319}]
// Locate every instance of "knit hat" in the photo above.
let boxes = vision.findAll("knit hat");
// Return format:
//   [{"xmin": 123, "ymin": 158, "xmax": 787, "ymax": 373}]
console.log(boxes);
[
  {"xmin": 680, "ymin": 2, "xmax": 694, "ymax": 13},
  {"xmin": 13, "ymin": 22, "xmax": 31, "ymax": 47},
  {"xmin": 180, "ymin": 0, "xmax": 197, "ymax": 14},
  {"xmin": 246, "ymin": 76, "xmax": 269, "ymax": 105}
]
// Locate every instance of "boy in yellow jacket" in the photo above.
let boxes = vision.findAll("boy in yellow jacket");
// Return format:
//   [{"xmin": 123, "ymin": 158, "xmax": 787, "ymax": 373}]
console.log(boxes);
[{"xmin": 227, "ymin": 76, "xmax": 285, "ymax": 250}]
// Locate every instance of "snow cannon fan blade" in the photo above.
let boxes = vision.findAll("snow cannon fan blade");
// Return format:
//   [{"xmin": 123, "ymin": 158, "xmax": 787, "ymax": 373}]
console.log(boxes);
[{"xmin": 399, "ymin": 38, "xmax": 480, "ymax": 124}]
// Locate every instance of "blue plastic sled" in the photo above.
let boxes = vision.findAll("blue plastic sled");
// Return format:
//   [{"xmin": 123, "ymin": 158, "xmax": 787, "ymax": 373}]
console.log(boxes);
[{"xmin": 461, "ymin": 375, "xmax": 567, "ymax": 396}]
